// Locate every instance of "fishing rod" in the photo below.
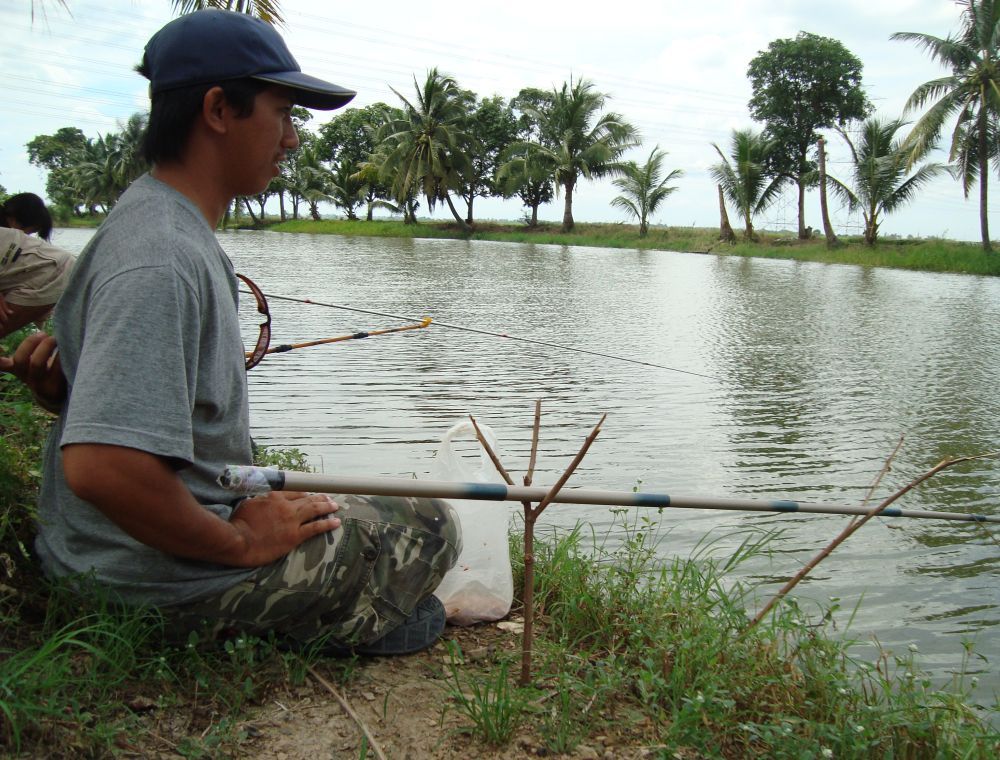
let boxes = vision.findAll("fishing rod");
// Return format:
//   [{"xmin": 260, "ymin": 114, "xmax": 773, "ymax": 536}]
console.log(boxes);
[
  {"xmin": 218, "ymin": 466, "xmax": 1000, "ymax": 524},
  {"xmin": 240, "ymin": 288, "xmax": 718, "ymax": 381},
  {"xmin": 247, "ymin": 317, "xmax": 432, "ymax": 358}
]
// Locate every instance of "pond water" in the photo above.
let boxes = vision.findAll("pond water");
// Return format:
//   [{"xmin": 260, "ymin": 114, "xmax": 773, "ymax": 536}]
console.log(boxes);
[{"xmin": 54, "ymin": 227, "xmax": 1000, "ymax": 708}]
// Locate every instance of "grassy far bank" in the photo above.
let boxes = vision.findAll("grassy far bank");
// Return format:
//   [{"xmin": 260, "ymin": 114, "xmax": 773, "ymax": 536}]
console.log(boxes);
[
  {"xmin": 267, "ymin": 218, "xmax": 1000, "ymax": 277},
  {"xmin": 2, "ymin": 324, "xmax": 998, "ymax": 757},
  {"xmin": 59, "ymin": 213, "xmax": 1000, "ymax": 277}
]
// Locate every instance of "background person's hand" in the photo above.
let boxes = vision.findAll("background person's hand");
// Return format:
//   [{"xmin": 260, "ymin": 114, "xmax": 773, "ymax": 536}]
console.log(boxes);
[
  {"xmin": 0, "ymin": 332, "xmax": 67, "ymax": 412},
  {"xmin": 228, "ymin": 491, "xmax": 341, "ymax": 567}
]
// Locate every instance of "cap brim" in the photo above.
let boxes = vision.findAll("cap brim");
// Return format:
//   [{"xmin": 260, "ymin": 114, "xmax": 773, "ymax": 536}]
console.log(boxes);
[{"xmin": 253, "ymin": 71, "xmax": 356, "ymax": 110}]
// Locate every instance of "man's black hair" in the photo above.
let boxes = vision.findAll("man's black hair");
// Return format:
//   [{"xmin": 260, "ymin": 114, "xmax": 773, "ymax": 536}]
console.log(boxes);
[
  {"xmin": 1, "ymin": 192, "xmax": 54, "ymax": 241},
  {"xmin": 136, "ymin": 66, "xmax": 267, "ymax": 165}
]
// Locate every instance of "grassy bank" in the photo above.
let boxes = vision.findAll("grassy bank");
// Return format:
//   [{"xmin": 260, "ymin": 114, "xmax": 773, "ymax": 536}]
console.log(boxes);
[
  {"xmin": 1, "ymin": 325, "xmax": 997, "ymax": 756},
  {"xmin": 267, "ymin": 218, "xmax": 1000, "ymax": 277}
]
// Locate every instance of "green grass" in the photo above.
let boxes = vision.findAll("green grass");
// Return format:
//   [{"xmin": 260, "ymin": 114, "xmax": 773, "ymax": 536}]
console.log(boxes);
[
  {"xmin": 263, "ymin": 217, "xmax": 1000, "ymax": 277},
  {"xmin": 448, "ymin": 514, "xmax": 999, "ymax": 757}
]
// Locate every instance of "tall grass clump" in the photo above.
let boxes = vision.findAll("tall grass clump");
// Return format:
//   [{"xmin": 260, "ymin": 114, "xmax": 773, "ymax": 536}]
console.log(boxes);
[{"xmin": 485, "ymin": 511, "xmax": 999, "ymax": 757}]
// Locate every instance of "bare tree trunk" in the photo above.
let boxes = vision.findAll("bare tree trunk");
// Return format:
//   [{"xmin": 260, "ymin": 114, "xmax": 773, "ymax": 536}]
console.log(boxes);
[
  {"xmin": 444, "ymin": 192, "xmax": 471, "ymax": 232},
  {"xmin": 717, "ymin": 185, "xmax": 736, "ymax": 242},
  {"xmin": 817, "ymin": 137, "xmax": 839, "ymax": 249},
  {"xmin": 279, "ymin": 192, "xmax": 286, "ymax": 222},
  {"xmin": 796, "ymin": 177, "xmax": 808, "ymax": 239},
  {"xmin": 530, "ymin": 202, "xmax": 539, "ymax": 227},
  {"xmin": 561, "ymin": 180, "xmax": 576, "ymax": 232},
  {"xmin": 242, "ymin": 198, "xmax": 260, "ymax": 226},
  {"xmin": 979, "ymin": 108, "xmax": 992, "ymax": 252}
]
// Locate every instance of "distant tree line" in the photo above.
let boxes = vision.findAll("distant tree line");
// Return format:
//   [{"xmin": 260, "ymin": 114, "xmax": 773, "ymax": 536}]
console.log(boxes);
[{"xmin": 21, "ymin": 0, "xmax": 1000, "ymax": 250}]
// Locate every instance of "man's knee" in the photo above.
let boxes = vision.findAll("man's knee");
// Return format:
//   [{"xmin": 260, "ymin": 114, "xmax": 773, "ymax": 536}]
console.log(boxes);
[{"xmin": 336, "ymin": 494, "xmax": 462, "ymax": 561}]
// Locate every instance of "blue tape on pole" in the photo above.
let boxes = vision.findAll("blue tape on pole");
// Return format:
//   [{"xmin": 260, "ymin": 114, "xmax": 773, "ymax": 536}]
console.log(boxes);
[
  {"xmin": 466, "ymin": 483, "xmax": 510, "ymax": 501},
  {"xmin": 634, "ymin": 492, "xmax": 672, "ymax": 507},
  {"xmin": 771, "ymin": 500, "xmax": 800, "ymax": 512}
]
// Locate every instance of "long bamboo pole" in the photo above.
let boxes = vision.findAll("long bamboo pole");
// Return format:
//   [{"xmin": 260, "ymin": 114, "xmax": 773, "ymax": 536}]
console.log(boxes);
[
  {"xmin": 248, "ymin": 318, "xmax": 432, "ymax": 358},
  {"xmin": 217, "ymin": 466, "xmax": 1000, "ymax": 524}
]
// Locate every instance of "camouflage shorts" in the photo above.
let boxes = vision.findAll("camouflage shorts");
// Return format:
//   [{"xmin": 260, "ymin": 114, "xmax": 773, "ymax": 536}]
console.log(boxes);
[{"xmin": 165, "ymin": 494, "xmax": 461, "ymax": 647}]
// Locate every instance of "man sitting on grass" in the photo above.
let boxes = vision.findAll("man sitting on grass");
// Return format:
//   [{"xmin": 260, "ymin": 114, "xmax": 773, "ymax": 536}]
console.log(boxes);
[{"xmin": 0, "ymin": 9, "xmax": 460, "ymax": 656}]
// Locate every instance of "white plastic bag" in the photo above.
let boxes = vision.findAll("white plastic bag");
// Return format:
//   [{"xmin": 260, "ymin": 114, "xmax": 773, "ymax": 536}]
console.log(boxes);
[{"xmin": 430, "ymin": 419, "xmax": 514, "ymax": 625}]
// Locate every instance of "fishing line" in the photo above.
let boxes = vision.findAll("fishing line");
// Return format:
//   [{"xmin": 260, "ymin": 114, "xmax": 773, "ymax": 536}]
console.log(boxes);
[{"xmin": 240, "ymin": 288, "xmax": 720, "ymax": 382}]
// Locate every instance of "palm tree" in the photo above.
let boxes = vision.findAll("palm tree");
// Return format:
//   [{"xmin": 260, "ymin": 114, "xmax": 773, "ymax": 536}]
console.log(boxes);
[
  {"xmin": 709, "ymin": 129, "xmax": 783, "ymax": 240},
  {"xmin": 326, "ymin": 159, "xmax": 367, "ymax": 220},
  {"xmin": 372, "ymin": 69, "xmax": 472, "ymax": 231},
  {"xmin": 109, "ymin": 113, "xmax": 149, "ymax": 189},
  {"xmin": 825, "ymin": 117, "xmax": 946, "ymax": 245},
  {"xmin": 31, "ymin": 2, "xmax": 284, "ymax": 24},
  {"xmin": 891, "ymin": 0, "xmax": 1000, "ymax": 251},
  {"xmin": 509, "ymin": 78, "xmax": 639, "ymax": 232},
  {"xmin": 171, "ymin": 1, "xmax": 283, "ymax": 24},
  {"xmin": 610, "ymin": 147, "xmax": 683, "ymax": 236},
  {"xmin": 292, "ymin": 144, "xmax": 336, "ymax": 220}
]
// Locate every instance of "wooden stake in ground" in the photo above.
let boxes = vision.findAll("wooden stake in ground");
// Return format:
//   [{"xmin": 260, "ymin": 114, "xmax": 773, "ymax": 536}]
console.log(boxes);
[{"xmin": 470, "ymin": 406, "xmax": 606, "ymax": 686}]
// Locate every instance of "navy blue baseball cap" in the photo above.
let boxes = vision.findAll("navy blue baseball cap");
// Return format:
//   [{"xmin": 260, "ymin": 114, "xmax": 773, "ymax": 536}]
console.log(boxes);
[{"xmin": 140, "ymin": 9, "xmax": 355, "ymax": 110}]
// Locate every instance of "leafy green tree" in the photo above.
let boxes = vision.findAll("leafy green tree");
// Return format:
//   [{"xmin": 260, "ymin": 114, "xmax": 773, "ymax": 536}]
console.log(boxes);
[
  {"xmin": 509, "ymin": 78, "xmax": 639, "ymax": 232},
  {"xmin": 826, "ymin": 117, "xmax": 946, "ymax": 245},
  {"xmin": 892, "ymin": 0, "xmax": 1000, "ymax": 252},
  {"xmin": 26, "ymin": 127, "xmax": 88, "ymax": 213},
  {"xmin": 709, "ymin": 129, "xmax": 783, "ymax": 240},
  {"xmin": 456, "ymin": 93, "xmax": 520, "ymax": 224},
  {"xmin": 748, "ymin": 32, "xmax": 871, "ymax": 239},
  {"xmin": 498, "ymin": 89, "xmax": 556, "ymax": 226},
  {"xmin": 610, "ymin": 147, "xmax": 683, "ymax": 236},
  {"xmin": 497, "ymin": 146, "xmax": 554, "ymax": 227},
  {"xmin": 371, "ymin": 68, "xmax": 473, "ymax": 230}
]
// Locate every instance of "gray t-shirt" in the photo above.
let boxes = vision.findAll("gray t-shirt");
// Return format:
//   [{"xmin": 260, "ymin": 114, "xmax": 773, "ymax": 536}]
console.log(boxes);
[{"xmin": 35, "ymin": 174, "xmax": 257, "ymax": 605}]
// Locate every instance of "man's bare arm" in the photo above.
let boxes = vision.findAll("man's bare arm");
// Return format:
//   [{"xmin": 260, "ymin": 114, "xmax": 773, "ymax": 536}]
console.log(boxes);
[{"xmin": 62, "ymin": 443, "xmax": 341, "ymax": 567}]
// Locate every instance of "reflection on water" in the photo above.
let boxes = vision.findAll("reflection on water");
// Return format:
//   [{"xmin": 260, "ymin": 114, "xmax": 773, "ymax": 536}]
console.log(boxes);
[{"xmin": 54, "ymin": 227, "xmax": 1000, "ymax": 706}]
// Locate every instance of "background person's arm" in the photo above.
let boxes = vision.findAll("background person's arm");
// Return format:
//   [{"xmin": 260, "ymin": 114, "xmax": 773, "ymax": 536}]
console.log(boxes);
[
  {"xmin": 62, "ymin": 443, "xmax": 341, "ymax": 567},
  {"xmin": 0, "ymin": 299, "xmax": 54, "ymax": 338}
]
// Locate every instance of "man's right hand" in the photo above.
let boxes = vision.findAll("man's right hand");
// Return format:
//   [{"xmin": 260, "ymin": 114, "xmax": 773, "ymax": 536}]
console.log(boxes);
[
  {"xmin": 0, "ymin": 332, "xmax": 67, "ymax": 412},
  {"xmin": 228, "ymin": 491, "xmax": 342, "ymax": 567}
]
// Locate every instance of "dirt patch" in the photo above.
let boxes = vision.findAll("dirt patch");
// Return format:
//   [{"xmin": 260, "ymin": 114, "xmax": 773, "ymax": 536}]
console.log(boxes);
[{"xmin": 236, "ymin": 622, "xmax": 656, "ymax": 760}]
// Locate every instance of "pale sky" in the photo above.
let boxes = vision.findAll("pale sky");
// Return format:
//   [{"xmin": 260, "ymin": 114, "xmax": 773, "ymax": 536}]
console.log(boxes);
[{"xmin": 3, "ymin": 0, "xmax": 995, "ymax": 241}]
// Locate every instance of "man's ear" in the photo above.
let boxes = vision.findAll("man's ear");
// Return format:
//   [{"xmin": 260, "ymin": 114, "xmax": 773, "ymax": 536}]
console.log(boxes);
[{"xmin": 202, "ymin": 86, "xmax": 230, "ymax": 135}]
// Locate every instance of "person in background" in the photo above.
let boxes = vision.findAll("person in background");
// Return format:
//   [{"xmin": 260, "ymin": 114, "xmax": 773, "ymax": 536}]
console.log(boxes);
[
  {"xmin": 0, "ymin": 10, "xmax": 460, "ymax": 656},
  {"xmin": 0, "ymin": 193, "xmax": 76, "ymax": 338}
]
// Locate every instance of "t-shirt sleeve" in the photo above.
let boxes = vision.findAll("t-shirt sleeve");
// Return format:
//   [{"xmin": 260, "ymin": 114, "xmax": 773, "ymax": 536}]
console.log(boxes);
[{"xmin": 61, "ymin": 264, "xmax": 201, "ymax": 465}]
